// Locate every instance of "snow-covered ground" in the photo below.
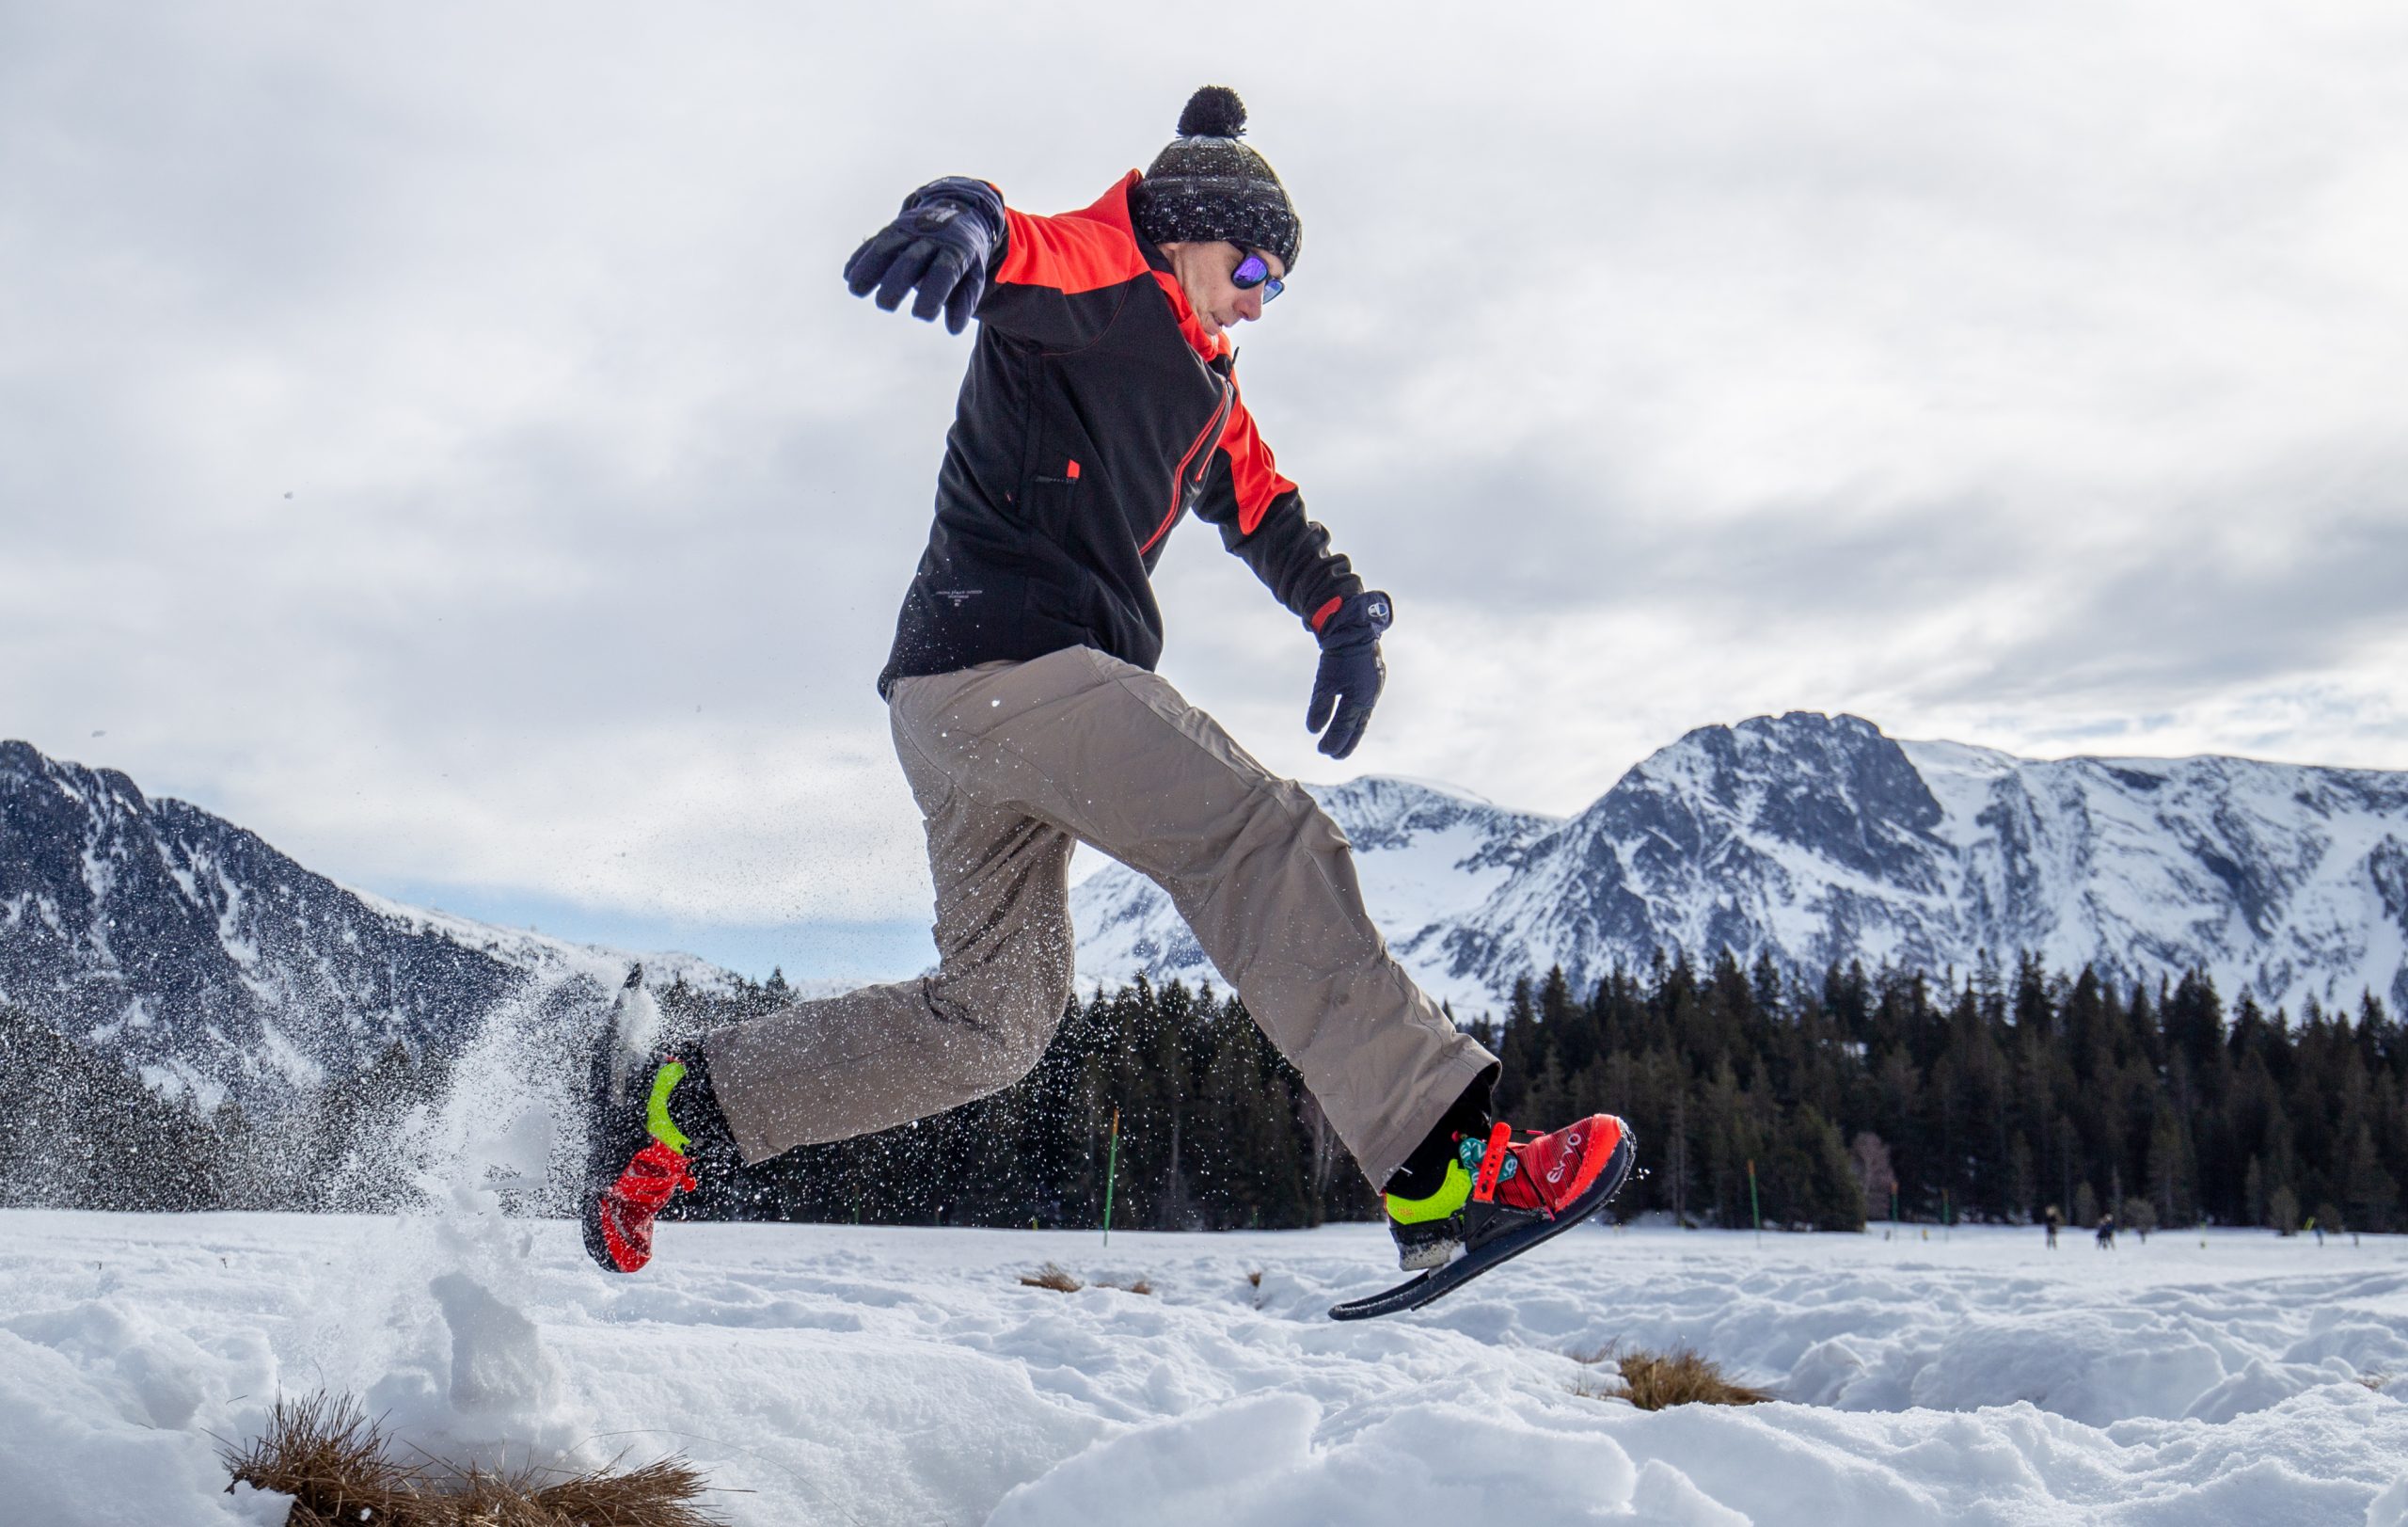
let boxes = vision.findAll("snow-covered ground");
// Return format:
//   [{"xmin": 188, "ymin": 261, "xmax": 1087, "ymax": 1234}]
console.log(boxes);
[{"xmin": 5, "ymin": 1207, "xmax": 2404, "ymax": 1526}]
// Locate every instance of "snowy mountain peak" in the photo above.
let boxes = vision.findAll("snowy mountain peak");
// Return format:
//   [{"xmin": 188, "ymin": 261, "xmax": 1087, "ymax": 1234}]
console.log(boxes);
[
  {"xmin": 1071, "ymin": 714, "xmax": 2408, "ymax": 1018},
  {"xmin": 1069, "ymin": 773, "xmax": 1560, "ymax": 994},
  {"xmin": 1593, "ymin": 710, "xmax": 1948, "ymax": 885},
  {"xmin": 1307, "ymin": 774, "xmax": 1558, "ymax": 853},
  {"xmin": 0, "ymin": 740, "xmax": 731, "ymax": 1106}
]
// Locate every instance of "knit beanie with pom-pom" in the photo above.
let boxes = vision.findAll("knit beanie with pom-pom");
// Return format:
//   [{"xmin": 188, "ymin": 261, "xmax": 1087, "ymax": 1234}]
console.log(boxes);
[{"xmin": 1131, "ymin": 86, "xmax": 1301, "ymax": 272}]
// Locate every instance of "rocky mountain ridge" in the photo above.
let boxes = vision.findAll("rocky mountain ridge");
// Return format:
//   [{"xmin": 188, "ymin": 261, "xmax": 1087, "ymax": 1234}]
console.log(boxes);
[
  {"xmin": 0, "ymin": 740, "xmax": 727, "ymax": 1108},
  {"xmin": 1069, "ymin": 713, "xmax": 2408, "ymax": 1019},
  {"xmin": 11, "ymin": 713, "xmax": 2404, "ymax": 1109}
]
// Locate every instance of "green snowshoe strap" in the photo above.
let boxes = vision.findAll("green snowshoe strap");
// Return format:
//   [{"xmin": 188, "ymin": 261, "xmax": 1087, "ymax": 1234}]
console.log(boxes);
[
  {"xmin": 1386, "ymin": 1158, "xmax": 1472, "ymax": 1224},
  {"xmin": 647, "ymin": 1058, "xmax": 691, "ymax": 1155}
]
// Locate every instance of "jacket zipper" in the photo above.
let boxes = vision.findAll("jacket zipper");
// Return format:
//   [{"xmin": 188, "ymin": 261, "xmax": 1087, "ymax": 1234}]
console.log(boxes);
[{"xmin": 1139, "ymin": 378, "xmax": 1233, "ymax": 555}]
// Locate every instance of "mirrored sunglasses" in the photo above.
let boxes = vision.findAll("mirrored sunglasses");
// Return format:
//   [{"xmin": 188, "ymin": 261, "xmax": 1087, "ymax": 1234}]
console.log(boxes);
[{"xmin": 1231, "ymin": 252, "xmax": 1285, "ymax": 302}]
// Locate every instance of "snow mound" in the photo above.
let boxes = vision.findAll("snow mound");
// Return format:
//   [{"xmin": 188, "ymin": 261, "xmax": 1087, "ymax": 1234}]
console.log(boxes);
[
  {"xmin": 987, "ymin": 1389, "xmax": 1752, "ymax": 1527},
  {"xmin": 5, "ymin": 1215, "xmax": 2406, "ymax": 1526}
]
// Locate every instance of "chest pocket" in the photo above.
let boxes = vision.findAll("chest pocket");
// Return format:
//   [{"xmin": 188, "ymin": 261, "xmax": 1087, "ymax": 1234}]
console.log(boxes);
[{"xmin": 1024, "ymin": 456, "xmax": 1083, "ymax": 536}]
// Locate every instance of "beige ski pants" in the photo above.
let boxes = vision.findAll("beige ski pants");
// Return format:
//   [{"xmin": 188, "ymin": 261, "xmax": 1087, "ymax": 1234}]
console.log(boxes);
[{"xmin": 702, "ymin": 644, "xmax": 1497, "ymax": 1188}]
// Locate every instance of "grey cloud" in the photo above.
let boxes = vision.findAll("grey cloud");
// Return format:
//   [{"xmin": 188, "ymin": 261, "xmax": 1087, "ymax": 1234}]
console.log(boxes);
[
  {"xmin": 1915, "ymin": 467, "xmax": 2408, "ymax": 710},
  {"xmin": 7, "ymin": 3, "xmax": 2407, "ymax": 961}
]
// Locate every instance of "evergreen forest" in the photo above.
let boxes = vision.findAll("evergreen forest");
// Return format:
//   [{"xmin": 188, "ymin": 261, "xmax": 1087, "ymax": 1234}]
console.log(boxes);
[{"xmin": 3, "ymin": 950, "xmax": 2402, "ymax": 1238}]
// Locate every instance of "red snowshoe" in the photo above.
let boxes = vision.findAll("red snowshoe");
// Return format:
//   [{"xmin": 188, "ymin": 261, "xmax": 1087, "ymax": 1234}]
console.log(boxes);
[
  {"xmin": 581, "ymin": 967, "xmax": 712, "ymax": 1275},
  {"xmin": 1338, "ymin": 1113, "xmax": 1636, "ymax": 1321}
]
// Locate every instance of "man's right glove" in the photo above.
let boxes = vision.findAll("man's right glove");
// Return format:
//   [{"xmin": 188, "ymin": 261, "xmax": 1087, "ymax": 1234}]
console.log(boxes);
[
  {"xmin": 842, "ymin": 177, "xmax": 1006, "ymax": 335},
  {"xmin": 1307, "ymin": 591, "xmax": 1393, "ymax": 760}
]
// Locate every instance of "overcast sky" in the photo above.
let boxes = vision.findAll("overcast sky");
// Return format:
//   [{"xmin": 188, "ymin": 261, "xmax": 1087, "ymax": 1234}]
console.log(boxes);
[{"xmin": 7, "ymin": 2, "xmax": 2406, "ymax": 978}]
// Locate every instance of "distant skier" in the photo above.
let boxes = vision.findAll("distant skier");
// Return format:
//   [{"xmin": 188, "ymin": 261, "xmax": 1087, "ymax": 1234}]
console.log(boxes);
[
  {"xmin": 2096, "ymin": 1213, "xmax": 2117, "ymax": 1249},
  {"xmin": 578, "ymin": 87, "xmax": 1632, "ymax": 1307},
  {"xmin": 2044, "ymin": 1205, "xmax": 2061, "ymax": 1249}
]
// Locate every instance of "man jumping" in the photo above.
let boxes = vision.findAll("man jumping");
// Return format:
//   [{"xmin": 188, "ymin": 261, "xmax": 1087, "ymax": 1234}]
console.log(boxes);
[{"xmin": 581, "ymin": 87, "xmax": 1633, "ymax": 1312}]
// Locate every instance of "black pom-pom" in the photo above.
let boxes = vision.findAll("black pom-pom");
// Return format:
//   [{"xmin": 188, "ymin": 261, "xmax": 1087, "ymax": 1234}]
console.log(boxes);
[{"xmin": 1177, "ymin": 85, "xmax": 1246, "ymax": 138}]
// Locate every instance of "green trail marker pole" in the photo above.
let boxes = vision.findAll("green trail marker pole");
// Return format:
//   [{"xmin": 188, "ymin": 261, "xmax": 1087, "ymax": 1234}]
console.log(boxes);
[
  {"xmin": 1748, "ymin": 1158, "xmax": 1762, "ymax": 1246},
  {"xmin": 1102, "ymin": 1106, "xmax": 1121, "ymax": 1249}
]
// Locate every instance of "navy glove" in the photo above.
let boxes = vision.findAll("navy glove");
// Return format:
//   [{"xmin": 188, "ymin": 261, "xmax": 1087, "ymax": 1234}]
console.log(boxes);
[
  {"xmin": 1307, "ymin": 591, "xmax": 1393, "ymax": 760},
  {"xmin": 843, "ymin": 178, "xmax": 1004, "ymax": 335}
]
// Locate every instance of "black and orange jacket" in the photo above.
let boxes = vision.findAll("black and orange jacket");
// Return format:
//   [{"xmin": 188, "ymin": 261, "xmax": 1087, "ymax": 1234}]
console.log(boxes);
[{"xmin": 876, "ymin": 172, "xmax": 1363, "ymax": 696}]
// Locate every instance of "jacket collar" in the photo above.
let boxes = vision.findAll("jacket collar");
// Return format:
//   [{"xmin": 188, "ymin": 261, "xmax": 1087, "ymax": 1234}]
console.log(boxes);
[{"xmin": 1080, "ymin": 170, "xmax": 1232, "ymax": 363}]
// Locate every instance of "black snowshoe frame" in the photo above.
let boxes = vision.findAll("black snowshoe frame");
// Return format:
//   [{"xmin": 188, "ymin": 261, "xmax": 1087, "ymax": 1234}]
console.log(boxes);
[{"xmin": 1330, "ymin": 1123, "xmax": 1638, "ymax": 1321}]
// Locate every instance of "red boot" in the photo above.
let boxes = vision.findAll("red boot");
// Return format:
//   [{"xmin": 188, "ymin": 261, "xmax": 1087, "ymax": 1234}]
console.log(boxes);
[
  {"xmin": 1479, "ymin": 1115, "xmax": 1630, "ymax": 1220},
  {"xmin": 579, "ymin": 968, "xmax": 728, "ymax": 1274},
  {"xmin": 589, "ymin": 1135, "xmax": 696, "ymax": 1274},
  {"xmin": 1351, "ymin": 1113, "xmax": 1635, "ymax": 1320}
]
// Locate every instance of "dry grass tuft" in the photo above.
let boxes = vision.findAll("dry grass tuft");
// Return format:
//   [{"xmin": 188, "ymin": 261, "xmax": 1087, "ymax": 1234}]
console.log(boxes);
[
  {"xmin": 224, "ymin": 1392, "xmax": 722, "ymax": 1526},
  {"xmin": 451, "ymin": 1456, "xmax": 718, "ymax": 1527},
  {"xmin": 1620, "ymin": 1346, "xmax": 1772, "ymax": 1409},
  {"xmin": 224, "ymin": 1392, "xmax": 418, "ymax": 1525},
  {"xmin": 1017, "ymin": 1263, "xmax": 1154, "ymax": 1296},
  {"xmin": 1571, "ymin": 1344, "xmax": 1774, "ymax": 1410}
]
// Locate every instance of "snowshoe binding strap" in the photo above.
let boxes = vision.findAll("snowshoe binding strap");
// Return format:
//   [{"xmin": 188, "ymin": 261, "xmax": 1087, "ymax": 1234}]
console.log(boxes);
[
  {"xmin": 1469, "ymin": 1120, "xmax": 1515, "ymax": 1205},
  {"xmin": 1333, "ymin": 1113, "xmax": 1639, "ymax": 1322}
]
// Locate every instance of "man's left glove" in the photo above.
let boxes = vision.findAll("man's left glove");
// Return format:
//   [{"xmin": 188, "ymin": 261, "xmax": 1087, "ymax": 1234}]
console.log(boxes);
[
  {"xmin": 842, "ymin": 178, "xmax": 1005, "ymax": 335},
  {"xmin": 1307, "ymin": 591, "xmax": 1393, "ymax": 760}
]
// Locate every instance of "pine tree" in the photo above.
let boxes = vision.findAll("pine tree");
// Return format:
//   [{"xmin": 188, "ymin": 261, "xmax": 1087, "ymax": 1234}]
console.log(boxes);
[
  {"xmin": 24, "ymin": 931, "xmax": 2400, "ymax": 1241},
  {"xmin": 2343, "ymin": 1120, "xmax": 2399, "ymax": 1233}
]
